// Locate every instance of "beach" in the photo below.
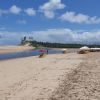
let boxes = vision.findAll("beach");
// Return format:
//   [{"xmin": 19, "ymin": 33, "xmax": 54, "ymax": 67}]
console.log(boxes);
[
  {"xmin": 50, "ymin": 52, "xmax": 100, "ymax": 100},
  {"xmin": 0, "ymin": 51, "xmax": 100, "ymax": 100},
  {"xmin": 0, "ymin": 46, "xmax": 33, "ymax": 54},
  {"xmin": 0, "ymin": 0, "xmax": 99, "ymax": 99},
  {"xmin": 0, "ymin": 52, "xmax": 84, "ymax": 100}
]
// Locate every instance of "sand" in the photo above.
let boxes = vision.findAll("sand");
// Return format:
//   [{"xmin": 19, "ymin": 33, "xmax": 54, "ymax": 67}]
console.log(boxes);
[
  {"xmin": 0, "ymin": 46, "xmax": 33, "ymax": 54},
  {"xmin": 0, "ymin": 53, "xmax": 84, "ymax": 100},
  {"xmin": 49, "ymin": 52, "xmax": 100, "ymax": 100},
  {"xmin": 1, "ymin": 51, "xmax": 100, "ymax": 100}
]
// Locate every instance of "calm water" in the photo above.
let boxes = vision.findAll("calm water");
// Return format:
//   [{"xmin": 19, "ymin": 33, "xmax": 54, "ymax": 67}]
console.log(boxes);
[{"xmin": 0, "ymin": 49, "xmax": 62, "ymax": 60}]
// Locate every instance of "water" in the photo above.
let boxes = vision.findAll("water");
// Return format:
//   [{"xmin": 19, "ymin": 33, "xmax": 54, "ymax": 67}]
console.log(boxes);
[{"xmin": 0, "ymin": 49, "xmax": 62, "ymax": 60}]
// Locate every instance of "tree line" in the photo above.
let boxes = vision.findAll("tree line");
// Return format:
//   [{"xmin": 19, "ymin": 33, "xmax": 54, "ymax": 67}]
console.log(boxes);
[
  {"xmin": 20, "ymin": 36, "xmax": 100, "ymax": 48},
  {"xmin": 27, "ymin": 40, "xmax": 100, "ymax": 48}
]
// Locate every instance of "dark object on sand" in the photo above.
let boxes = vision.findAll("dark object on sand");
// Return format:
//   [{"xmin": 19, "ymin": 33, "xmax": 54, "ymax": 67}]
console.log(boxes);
[
  {"xmin": 62, "ymin": 49, "xmax": 67, "ymax": 54},
  {"xmin": 39, "ymin": 53, "xmax": 46, "ymax": 58},
  {"xmin": 62, "ymin": 50, "xmax": 67, "ymax": 54},
  {"xmin": 78, "ymin": 50, "xmax": 90, "ymax": 54}
]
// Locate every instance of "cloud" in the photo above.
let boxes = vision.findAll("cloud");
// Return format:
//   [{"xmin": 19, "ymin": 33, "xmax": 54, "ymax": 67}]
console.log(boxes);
[
  {"xmin": 60, "ymin": 11, "xmax": 100, "ymax": 24},
  {"xmin": 39, "ymin": 0, "xmax": 66, "ymax": 19},
  {"xmin": 9, "ymin": 5, "xmax": 21, "ymax": 14},
  {"xmin": 1, "ymin": 29, "xmax": 100, "ymax": 45},
  {"xmin": 0, "ymin": 6, "xmax": 36, "ymax": 16},
  {"xmin": 31, "ymin": 29, "xmax": 100, "ymax": 44},
  {"xmin": 0, "ymin": 31, "xmax": 29, "ymax": 45},
  {"xmin": 17, "ymin": 20, "xmax": 27, "ymax": 24},
  {"xmin": 24, "ymin": 8, "xmax": 36, "ymax": 16},
  {"xmin": 42, "ymin": 10, "xmax": 55, "ymax": 19}
]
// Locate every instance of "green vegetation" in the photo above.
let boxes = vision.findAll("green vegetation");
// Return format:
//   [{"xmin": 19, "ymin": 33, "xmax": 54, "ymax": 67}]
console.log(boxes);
[
  {"xmin": 20, "ymin": 36, "xmax": 100, "ymax": 48},
  {"xmin": 27, "ymin": 40, "xmax": 100, "ymax": 48}
]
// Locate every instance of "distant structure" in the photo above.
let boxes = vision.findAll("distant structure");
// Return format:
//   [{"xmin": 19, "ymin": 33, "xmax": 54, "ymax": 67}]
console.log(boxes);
[
  {"xmin": 27, "ymin": 36, "xmax": 33, "ymax": 41},
  {"xmin": 21, "ymin": 36, "xmax": 34, "ymax": 45}
]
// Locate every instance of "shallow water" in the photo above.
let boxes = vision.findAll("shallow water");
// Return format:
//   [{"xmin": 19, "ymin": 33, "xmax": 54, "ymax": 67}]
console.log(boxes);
[{"xmin": 0, "ymin": 49, "xmax": 62, "ymax": 60}]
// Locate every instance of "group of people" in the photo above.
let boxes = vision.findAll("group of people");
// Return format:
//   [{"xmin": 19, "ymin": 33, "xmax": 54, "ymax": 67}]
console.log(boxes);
[{"xmin": 39, "ymin": 49, "xmax": 49, "ymax": 54}]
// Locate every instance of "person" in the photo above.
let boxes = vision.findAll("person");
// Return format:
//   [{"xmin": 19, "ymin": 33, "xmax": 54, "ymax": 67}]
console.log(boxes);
[
  {"xmin": 47, "ymin": 49, "xmax": 48, "ymax": 54},
  {"xmin": 39, "ymin": 49, "xmax": 46, "ymax": 54}
]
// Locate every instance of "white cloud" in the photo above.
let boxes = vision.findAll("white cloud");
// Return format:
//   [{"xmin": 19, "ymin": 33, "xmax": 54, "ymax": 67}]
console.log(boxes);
[
  {"xmin": 30, "ymin": 29, "xmax": 100, "ymax": 44},
  {"xmin": 1, "ymin": 29, "xmax": 100, "ymax": 45},
  {"xmin": 60, "ymin": 11, "xmax": 100, "ymax": 24},
  {"xmin": 9, "ymin": 5, "xmax": 21, "ymax": 14},
  {"xmin": 18, "ymin": 20, "xmax": 27, "ymax": 24},
  {"xmin": 24, "ymin": 8, "xmax": 36, "ymax": 16},
  {"xmin": 0, "ymin": 6, "xmax": 36, "ymax": 16},
  {"xmin": 39, "ymin": 0, "xmax": 66, "ymax": 19},
  {"xmin": 0, "ymin": 31, "xmax": 23, "ymax": 45},
  {"xmin": 0, "ymin": 31, "xmax": 31, "ymax": 45},
  {"xmin": 44, "ymin": 11, "xmax": 55, "ymax": 19}
]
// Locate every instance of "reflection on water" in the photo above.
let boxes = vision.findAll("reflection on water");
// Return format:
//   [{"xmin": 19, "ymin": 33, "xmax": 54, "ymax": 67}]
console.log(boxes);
[{"xmin": 0, "ymin": 49, "xmax": 62, "ymax": 60}]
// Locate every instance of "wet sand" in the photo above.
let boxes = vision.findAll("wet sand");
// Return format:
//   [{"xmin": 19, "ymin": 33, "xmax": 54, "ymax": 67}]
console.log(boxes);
[
  {"xmin": 0, "ymin": 46, "xmax": 33, "ymax": 54},
  {"xmin": 0, "ymin": 53, "xmax": 84, "ymax": 100}
]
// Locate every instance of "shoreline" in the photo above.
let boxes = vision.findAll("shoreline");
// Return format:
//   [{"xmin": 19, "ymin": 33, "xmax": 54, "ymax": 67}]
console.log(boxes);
[
  {"xmin": 0, "ymin": 53, "xmax": 84, "ymax": 100},
  {"xmin": 0, "ymin": 45, "xmax": 34, "ymax": 54}
]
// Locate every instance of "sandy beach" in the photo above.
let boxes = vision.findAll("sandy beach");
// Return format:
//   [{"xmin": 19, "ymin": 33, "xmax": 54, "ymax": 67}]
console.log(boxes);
[
  {"xmin": 49, "ymin": 52, "xmax": 100, "ymax": 100},
  {"xmin": 0, "ymin": 52, "xmax": 100, "ymax": 100},
  {"xmin": 0, "ymin": 52, "xmax": 84, "ymax": 100},
  {"xmin": 0, "ymin": 46, "xmax": 33, "ymax": 54}
]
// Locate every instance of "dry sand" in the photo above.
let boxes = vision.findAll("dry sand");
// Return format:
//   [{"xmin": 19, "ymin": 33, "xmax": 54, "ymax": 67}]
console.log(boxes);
[
  {"xmin": 0, "ymin": 53, "xmax": 84, "ymax": 100},
  {"xmin": 0, "ymin": 46, "xmax": 33, "ymax": 54},
  {"xmin": 49, "ymin": 52, "xmax": 100, "ymax": 100}
]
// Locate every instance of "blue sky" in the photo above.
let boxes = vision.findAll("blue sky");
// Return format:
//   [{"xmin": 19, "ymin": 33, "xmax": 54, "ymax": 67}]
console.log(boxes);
[{"xmin": 0, "ymin": 0, "xmax": 100, "ymax": 45}]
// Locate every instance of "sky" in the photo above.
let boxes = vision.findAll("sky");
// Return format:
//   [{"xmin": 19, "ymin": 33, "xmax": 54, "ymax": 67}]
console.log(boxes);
[{"xmin": 0, "ymin": 0, "xmax": 100, "ymax": 45}]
